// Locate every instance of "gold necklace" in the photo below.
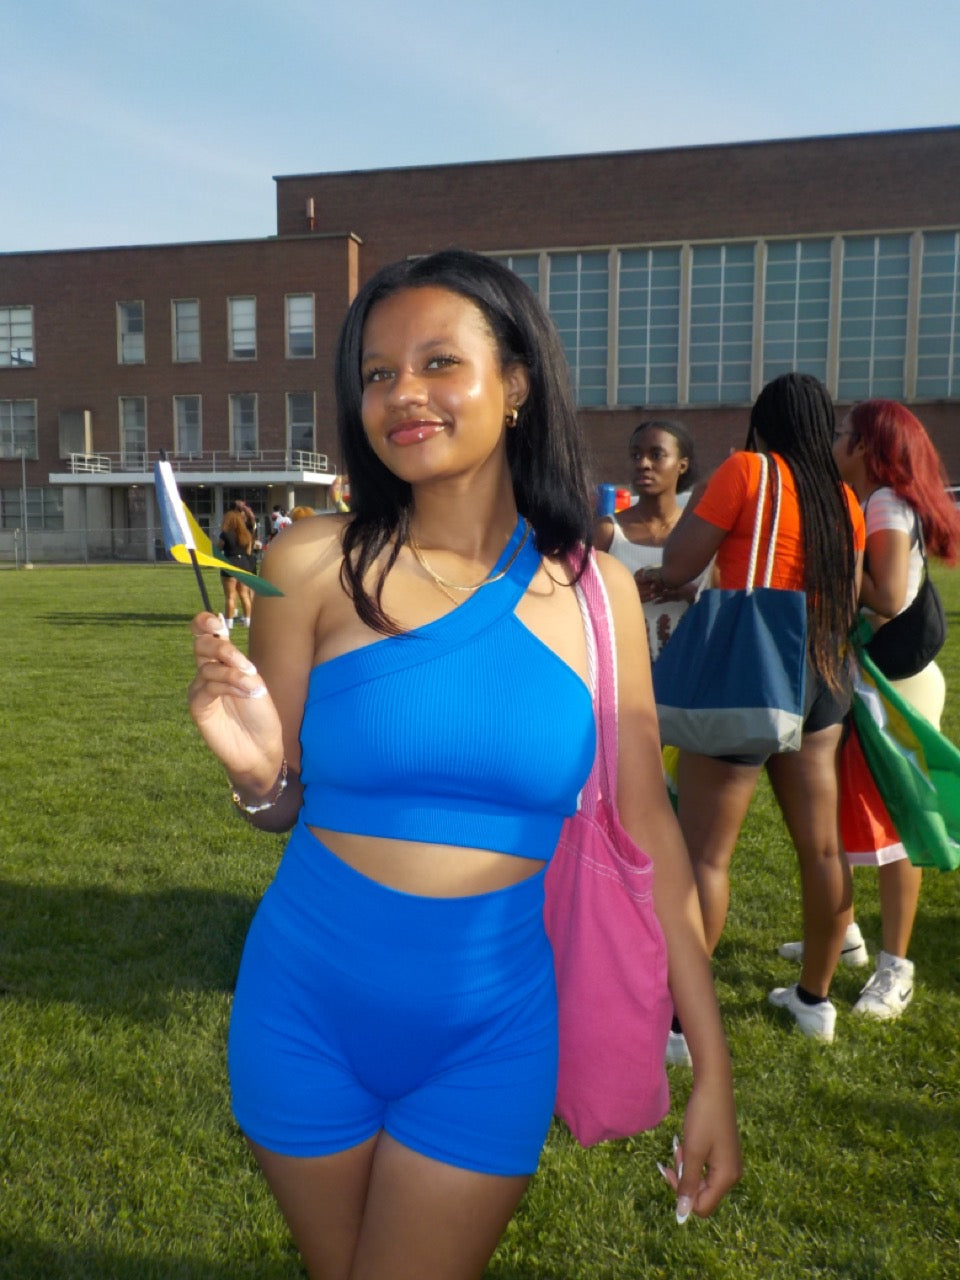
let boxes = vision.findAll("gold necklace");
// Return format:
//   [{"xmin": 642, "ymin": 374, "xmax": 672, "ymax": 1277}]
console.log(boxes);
[{"xmin": 409, "ymin": 519, "xmax": 532, "ymax": 603}]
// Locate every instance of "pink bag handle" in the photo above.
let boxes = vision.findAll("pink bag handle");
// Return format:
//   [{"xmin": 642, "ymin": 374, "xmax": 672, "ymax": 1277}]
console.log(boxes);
[{"xmin": 571, "ymin": 551, "xmax": 618, "ymax": 818}]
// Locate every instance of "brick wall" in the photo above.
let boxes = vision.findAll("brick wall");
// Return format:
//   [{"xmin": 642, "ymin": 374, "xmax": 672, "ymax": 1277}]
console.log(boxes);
[{"xmin": 0, "ymin": 234, "xmax": 358, "ymax": 489}]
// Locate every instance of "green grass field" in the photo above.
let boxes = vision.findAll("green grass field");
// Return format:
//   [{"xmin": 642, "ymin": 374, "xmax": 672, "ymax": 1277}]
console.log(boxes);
[{"xmin": 1, "ymin": 563, "xmax": 958, "ymax": 1278}]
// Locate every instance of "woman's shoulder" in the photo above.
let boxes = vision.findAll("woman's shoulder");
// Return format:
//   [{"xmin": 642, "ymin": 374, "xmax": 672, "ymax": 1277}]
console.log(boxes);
[
  {"xmin": 259, "ymin": 512, "xmax": 349, "ymax": 594},
  {"xmin": 865, "ymin": 487, "xmax": 915, "ymax": 535}
]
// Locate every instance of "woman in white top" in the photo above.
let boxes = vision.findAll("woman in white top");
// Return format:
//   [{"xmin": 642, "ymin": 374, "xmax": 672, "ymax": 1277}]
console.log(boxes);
[
  {"xmin": 823, "ymin": 399, "xmax": 960, "ymax": 1019},
  {"xmin": 594, "ymin": 420, "xmax": 704, "ymax": 663}
]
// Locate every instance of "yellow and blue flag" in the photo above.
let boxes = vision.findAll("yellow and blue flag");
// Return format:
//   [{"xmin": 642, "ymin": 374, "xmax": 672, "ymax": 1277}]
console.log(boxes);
[{"xmin": 154, "ymin": 458, "xmax": 283, "ymax": 599}]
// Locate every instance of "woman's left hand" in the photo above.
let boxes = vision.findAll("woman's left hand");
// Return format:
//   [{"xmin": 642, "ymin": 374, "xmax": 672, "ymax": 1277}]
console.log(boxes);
[
  {"xmin": 635, "ymin": 566, "xmax": 694, "ymax": 604},
  {"xmin": 657, "ymin": 1076, "xmax": 741, "ymax": 1222}
]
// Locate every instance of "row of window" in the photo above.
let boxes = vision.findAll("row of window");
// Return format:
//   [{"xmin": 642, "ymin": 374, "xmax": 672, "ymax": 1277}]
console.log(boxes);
[
  {"xmin": 1, "ymin": 393, "xmax": 317, "ymax": 463},
  {"xmin": 0, "ymin": 486, "xmax": 63, "ymax": 530},
  {"xmin": 5, "ymin": 231, "xmax": 959, "ymax": 406},
  {"xmin": 495, "ymin": 229, "xmax": 960, "ymax": 406},
  {"xmin": 0, "ymin": 294, "xmax": 317, "ymax": 368}
]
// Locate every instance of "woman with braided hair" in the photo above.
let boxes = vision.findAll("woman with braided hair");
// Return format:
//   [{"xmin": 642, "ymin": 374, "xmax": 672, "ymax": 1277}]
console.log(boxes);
[{"xmin": 652, "ymin": 373, "xmax": 865, "ymax": 1048}]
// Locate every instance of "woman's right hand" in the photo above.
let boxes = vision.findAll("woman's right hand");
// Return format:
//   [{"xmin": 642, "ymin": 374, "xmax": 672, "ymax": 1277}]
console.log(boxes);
[{"xmin": 187, "ymin": 612, "xmax": 285, "ymax": 793}]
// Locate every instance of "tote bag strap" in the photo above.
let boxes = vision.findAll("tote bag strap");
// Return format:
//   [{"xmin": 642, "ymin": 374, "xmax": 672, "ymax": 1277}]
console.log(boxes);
[
  {"xmin": 761, "ymin": 455, "xmax": 784, "ymax": 588},
  {"xmin": 571, "ymin": 551, "xmax": 618, "ymax": 817},
  {"xmin": 745, "ymin": 453, "xmax": 783, "ymax": 592}
]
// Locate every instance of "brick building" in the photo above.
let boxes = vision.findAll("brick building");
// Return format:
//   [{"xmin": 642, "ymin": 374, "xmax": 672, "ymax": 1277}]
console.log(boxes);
[{"xmin": 2, "ymin": 125, "xmax": 958, "ymax": 560}]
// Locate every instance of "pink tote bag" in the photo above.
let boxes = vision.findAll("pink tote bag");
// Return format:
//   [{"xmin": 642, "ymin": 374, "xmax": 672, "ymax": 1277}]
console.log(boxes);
[{"xmin": 543, "ymin": 552, "xmax": 672, "ymax": 1147}]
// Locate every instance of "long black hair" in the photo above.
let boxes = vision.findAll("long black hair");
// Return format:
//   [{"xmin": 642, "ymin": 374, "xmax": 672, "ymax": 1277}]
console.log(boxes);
[
  {"xmin": 334, "ymin": 248, "xmax": 593, "ymax": 632},
  {"xmin": 747, "ymin": 372, "xmax": 857, "ymax": 691}
]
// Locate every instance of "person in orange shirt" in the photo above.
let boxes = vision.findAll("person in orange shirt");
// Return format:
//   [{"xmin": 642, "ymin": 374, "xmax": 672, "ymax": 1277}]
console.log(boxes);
[{"xmin": 651, "ymin": 373, "xmax": 865, "ymax": 1049}]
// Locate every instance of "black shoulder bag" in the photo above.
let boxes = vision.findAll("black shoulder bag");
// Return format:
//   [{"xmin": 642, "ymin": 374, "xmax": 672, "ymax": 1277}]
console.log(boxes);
[{"xmin": 863, "ymin": 499, "xmax": 946, "ymax": 681}]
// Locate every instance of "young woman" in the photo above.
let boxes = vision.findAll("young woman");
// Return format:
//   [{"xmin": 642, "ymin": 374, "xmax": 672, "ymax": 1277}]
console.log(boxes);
[
  {"xmin": 594, "ymin": 419, "xmax": 706, "ymax": 663},
  {"xmin": 188, "ymin": 250, "xmax": 739, "ymax": 1279},
  {"xmin": 657, "ymin": 373, "xmax": 865, "ymax": 1048},
  {"xmin": 826, "ymin": 398, "xmax": 960, "ymax": 1018},
  {"xmin": 217, "ymin": 507, "xmax": 255, "ymax": 629}
]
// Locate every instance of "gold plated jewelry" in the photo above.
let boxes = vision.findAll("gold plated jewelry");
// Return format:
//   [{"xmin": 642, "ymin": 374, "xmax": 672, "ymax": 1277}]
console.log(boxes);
[
  {"xmin": 409, "ymin": 519, "xmax": 532, "ymax": 602},
  {"xmin": 505, "ymin": 406, "xmax": 519, "ymax": 428}
]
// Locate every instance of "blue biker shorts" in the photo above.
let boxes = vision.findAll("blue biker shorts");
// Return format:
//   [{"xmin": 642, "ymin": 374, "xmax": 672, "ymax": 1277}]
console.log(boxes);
[{"xmin": 228, "ymin": 819, "xmax": 558, "ymax": 1176}]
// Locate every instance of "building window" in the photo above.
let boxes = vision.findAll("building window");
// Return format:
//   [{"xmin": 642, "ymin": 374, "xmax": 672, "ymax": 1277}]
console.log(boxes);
[
  {"xmin": 173, "ymin": 299, "xmax": 201, "ymax": 362},
  {"xmin": 493, "ymin": 254, "xmax": 541, "ymax": 299},
  {"xmin": 917, "ymin": 230, "xmax": 960, "ymax": 398},
  {"xmin": 617, "ymin": 247, "xmax": 682, "ymax": 405},
  {"xmin": 762, "ymin": 239, "xmax": 831, "ymax": 386},
  {"xmin": 838, "ymin": 234, "xmax": 910, "ymax": 401},
  {"xmin": 689, "ymin": 243, "xmax": 755, "ymax": 404},
  {"xmin": 117, "ymin": 301, "xmax": 145, "ymax": 364},
  {"xmin": 0, "ymin": 306, "xmax": 35, "ymax": 367},
  {"xmin": 0, "ymin": 399, "xmax": 38, "ymax": 458},
  {"xmin": 228, "ymin": 297, "xmax": 257, "ymax": 360},
  {"xmin": 174, "ymin": 395, "xmax": 202, "ymax": 455},
  {"xmin": 1, "ymin": 485, "xmax": 64, "ymax": 530},
  {"xmin": 285, "ymin": 295, "xmax": 315, "ymax": 358},
  {"xmin": 548, "ymin": 251, "xmax": 609, "ymax": 406},
  {"xmin": 286, "ymin": 392, "xmax": 315, "ymax": 453},
  {"xmin": 229, "ymin": 393, "xmax": 258, "ymax": 455},
  {"xmin": 119, "ymin": 396, "xmax": 147, "ymax": 468}
]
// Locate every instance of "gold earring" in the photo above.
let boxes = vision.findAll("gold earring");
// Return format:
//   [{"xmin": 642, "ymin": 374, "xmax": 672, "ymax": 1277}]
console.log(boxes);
[{"xmin": 505, "ymin": 407, "xmax": 519, "ymax": 428}]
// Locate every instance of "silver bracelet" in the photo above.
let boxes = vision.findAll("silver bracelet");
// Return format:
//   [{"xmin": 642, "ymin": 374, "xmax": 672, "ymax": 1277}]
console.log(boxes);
[{"xmin": 230, "ymin": 759, "xmax": 288, "ymax": 814}]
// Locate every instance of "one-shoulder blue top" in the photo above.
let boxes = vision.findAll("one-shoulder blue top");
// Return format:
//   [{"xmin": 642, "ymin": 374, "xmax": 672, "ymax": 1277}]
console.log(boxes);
[{"xmin": 298, "ymin": 518, "xmax": 596, "ymax": 860}]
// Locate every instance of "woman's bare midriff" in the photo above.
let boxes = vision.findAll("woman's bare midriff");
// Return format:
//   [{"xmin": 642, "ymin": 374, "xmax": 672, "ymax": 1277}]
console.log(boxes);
[{"xmin": 308, "ymin": 825, "xmax": 545, "ymax": 897}]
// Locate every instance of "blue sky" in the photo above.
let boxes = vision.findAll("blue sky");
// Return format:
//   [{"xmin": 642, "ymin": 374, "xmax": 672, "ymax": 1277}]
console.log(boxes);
[{"xmin": 4, "ymin": 0, "xmax": 959, "ymax": 254}]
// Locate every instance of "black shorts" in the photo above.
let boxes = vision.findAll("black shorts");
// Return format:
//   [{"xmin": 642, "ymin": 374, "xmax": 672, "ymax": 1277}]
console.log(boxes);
[{"xmin": 716, "ymin": 662, "xmax": 851, "ymax": 767}]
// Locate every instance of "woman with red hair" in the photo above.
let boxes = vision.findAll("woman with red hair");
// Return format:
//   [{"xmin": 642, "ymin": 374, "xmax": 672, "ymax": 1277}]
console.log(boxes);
[{"xmin": 823, "ymin": 399, "xmax": 960, "ymax": 1018}]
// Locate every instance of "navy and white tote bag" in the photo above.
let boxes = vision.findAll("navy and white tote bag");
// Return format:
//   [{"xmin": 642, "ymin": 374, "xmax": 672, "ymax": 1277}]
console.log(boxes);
[{"xmin": 653, "ymin": 453, "xmax": 807, "ymax": 758}]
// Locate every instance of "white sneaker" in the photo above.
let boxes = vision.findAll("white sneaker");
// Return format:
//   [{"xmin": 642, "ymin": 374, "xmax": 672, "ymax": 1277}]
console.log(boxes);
[
  {"xmin": 852, "ymin": 951, "xmax": 914, "ymax": 1021},
  {"xmin": 665, "ymin": 1030, "xmax": 692, "ymax": 1067},
  {"xmin": 778, "ymin": 921, "xmax": 869, "ymax": 968},
  {"xmin": 768, "ymin": 984, "xmax": 837, "ymax": 1042}
]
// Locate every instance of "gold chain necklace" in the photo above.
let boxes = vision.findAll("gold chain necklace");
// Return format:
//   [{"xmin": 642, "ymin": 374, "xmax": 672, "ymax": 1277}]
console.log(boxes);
[{"xmin": 409, "ymin": 519, "xmax": 532, "ymax": 604}]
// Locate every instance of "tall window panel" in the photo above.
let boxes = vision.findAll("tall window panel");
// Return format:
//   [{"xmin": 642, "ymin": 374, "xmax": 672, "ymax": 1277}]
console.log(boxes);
[
  {"xmin": 119, "ymin": 396, "xmax": 147, "ymax": 468},
  {"xmin": 228, "ymin": 297, "xmax": 257, "ymax": 360},
  {"xmin": 548, "ymin": 251, "xmax": 609, "ymax": 406},
  {"xmin": 229, "ymin": 393, "xmax": 258, "ymax": 455},
  {"xmin": 492, "ymin": 254, "xmax": 541, "ymax": 299},
  {"xmin": 172, "ymin": 299, "xmax": 201, "ymax": 362},
  {"xmin": 762, "ymin": 239, "xmax": 831, "ymax": 385},
  {"xmin": 117, "ymin": 301, "xmax": 145, "ymax": 364},
  {"xmin": 688, "ymin": 243, "xmax": 754, "ymax": 404},
  {"xmin": 0, "ymin": 399, "xmax": 38, "ymax": 458},
  {"xmin": 0, "ymin": 306, "xmax": 35, "ymax": 367},
  {"xmin": 285, "ymin": 295, "xmax": 315, "ymax": 358},
  {"xmin": 917, "ymin": 231, "xmax": 960, "ymax": 398},
  {"xmin": 286, "ymin": 392, "xmax": 315, "ymax": 453},
  {"xmin": 838, "ymin": 235, "xmax": 910, "ymax": 400},
  {"xmin": 616, "ymin": 248, "xmax": 682, "ymax": 405},
  {"xmin": 174, "ymin": 395, "xmax": 202, "ymax": 455}
]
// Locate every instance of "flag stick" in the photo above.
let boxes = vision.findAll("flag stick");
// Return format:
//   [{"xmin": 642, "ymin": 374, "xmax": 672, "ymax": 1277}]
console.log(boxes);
[{"xmin": 189, "ymin": 547, "xmax": 215, "ymax": 615}]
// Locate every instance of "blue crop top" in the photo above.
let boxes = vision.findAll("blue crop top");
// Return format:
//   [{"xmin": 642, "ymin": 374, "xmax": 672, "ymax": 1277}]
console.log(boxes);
[{"xmin": 299, "ymin": 518, "xmax": 596, "ymax": 860}]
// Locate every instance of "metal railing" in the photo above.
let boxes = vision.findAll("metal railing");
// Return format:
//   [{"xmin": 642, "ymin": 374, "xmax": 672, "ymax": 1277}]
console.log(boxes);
[{"xmin": 64, "ymin": 449, "xmax": 334, "ymax": 475}]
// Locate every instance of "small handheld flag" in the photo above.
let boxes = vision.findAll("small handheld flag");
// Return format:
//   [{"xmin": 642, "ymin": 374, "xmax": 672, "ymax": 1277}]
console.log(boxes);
[{"xmin": 153, "ymin": 454, "xmax": 284, "ymax": 606}]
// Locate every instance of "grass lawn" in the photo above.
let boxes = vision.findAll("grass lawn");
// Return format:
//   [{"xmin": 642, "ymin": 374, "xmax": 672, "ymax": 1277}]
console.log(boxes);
[{"xmin": 1, "ymin": 562, "xmax": 958, "ymax": 1279}]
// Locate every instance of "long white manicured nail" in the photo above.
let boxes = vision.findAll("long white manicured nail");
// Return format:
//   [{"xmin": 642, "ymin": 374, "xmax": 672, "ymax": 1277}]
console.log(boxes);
[{"xmin": 676, "ymin": 1194, "xmax": 694, "ymax": 1225}]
